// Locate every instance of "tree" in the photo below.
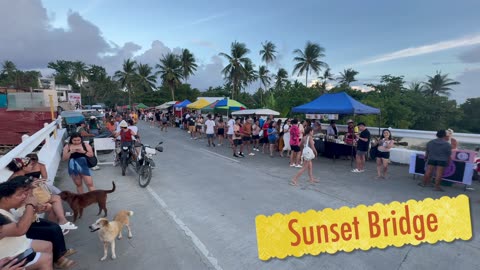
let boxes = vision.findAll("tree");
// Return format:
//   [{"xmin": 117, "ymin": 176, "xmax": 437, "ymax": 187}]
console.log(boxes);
[
  {"xmin": 407, "ymin": 81, "xmax": 425, "ymax": 92},
  {"xmin": 318, "ymin": 67, "xmax": 334, "ymax": 90},
  {"xmin": 241, "ymin": 60, "xmax": 258, "ymax": 92},
  {"xmin": 219, "ymin": 41, "xmax": 251, "ymax": 99},
  {"xmin": 273, "ymin": 68, "xmax": 289, "ymax": 90},
  {"xmin": 257, "ymin": 65, "xmax": 271, "ymax": 106},
  {"xmin": 292, "ymin": 41, "xmax": 328, "ymax": 86},
  {"xmin": 423, "ymin": 71, "xmax": 460, "ymax": 97},
  {"xmin": 47, "ymin": 60, "xmax": 77, "ymax": 88},
  {"xmin": 135, "ymin": 63, "xmax": 157, "ymax": 93},
  {"xmin": 0, "ymin": 60, "xmax": 17, "ymax": 87},
  {"xmin": 458, "ymin": 97, "xmax": 480, "ymax": 133},
  {"xmin": 114, "ymin": 59, "xmax": 137, "ymax": 106},
  {"xmin": 180, "ymin": 49, "xmax": 198, "ymax": 83},
  {"xmin": 156, "ymin": 53, "xmax": 183, "ymax": 101},
  {"xmin": 71, "ymin": 61, "xmax": 88, "ymax": 87},
  {"xmin": 337, "ymin": 68, "xmax": 359, "ymax": 87},
  {"xmin": 259, "ymin": 41, "xmax": 277, "ymax": 67}
]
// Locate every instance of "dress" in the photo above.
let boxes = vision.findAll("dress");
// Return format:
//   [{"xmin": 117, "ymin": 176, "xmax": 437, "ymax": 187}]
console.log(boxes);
[{"xmin": 282, "ymin": 124, "xmax": 291, "ymax": 151}]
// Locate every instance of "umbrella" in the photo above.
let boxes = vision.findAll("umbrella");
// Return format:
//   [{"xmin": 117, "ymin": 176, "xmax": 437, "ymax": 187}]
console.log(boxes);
[
  {"xmin": 187, "ymin": 98, "xmax": 212, "ymax": 110},
  {"xmin": 135, "ymin": 103, "xmax": 148, "ymax": 109},
  {"xmin": 201, "ymin": 100, "xmax": 220, "ymax": 112},
  {"xmin": 214, "ymin": 98, "xmax": 247, "ymax": 111}
]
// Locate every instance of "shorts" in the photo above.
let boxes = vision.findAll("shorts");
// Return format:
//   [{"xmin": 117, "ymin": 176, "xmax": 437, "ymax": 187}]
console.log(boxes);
[
  {"xmin": 242, "ymin": 136, "xmax": 251, "ymax": 142},
  {"xmin": 188, "ymin": 126, "xmax": 195, "ymax": 132},
  {"xmin": 357, "ymin": 150, "xmax": 367, "ymax": 156},
  {"xmin": 149, "ymin": 117, "xmax": 154, "ymax": 121},
  {"xmin": 196, "ymin": 125, "xmax": 202, "ymax": 131},
  {"xmin": 234, "ymin": 139, "xmax": 243, "ymax": 146},
  {"xmin": 207, "ymin": 134, "xmax": 214, "ymax": 138},
  {"xmin": 376, "ymin": 151, "xmax": 390, "ymax": 159},
  {"xmin": 227, "ymin": 134, "xmax": 233, "ymax": 139},
  {"xmin": 291, "ymin": 145, "xmax": 300, "ymax": 152},
  {"xmin": 268, "ymin": 138, "xmax": 277, "ymax": 144},
  {"xmin": 252, "ymin": 135, "xmax": 260, "ymax": 140},
  {"xmin": 260, "ymin": 137, "xmax": 268, "ymax": 144},
  {"xmin": 217, "ymin": 128, "xmax": 225, "ymax": 135},
  {"xmin": 427, "ymin": 159, "xmax": 448, "ymax": 167}
]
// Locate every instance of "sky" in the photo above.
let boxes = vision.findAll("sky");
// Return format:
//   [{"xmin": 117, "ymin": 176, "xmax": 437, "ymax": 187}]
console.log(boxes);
[{"xmin": 1, "ymin": 0, "xmax": 479, "ymax": 103}]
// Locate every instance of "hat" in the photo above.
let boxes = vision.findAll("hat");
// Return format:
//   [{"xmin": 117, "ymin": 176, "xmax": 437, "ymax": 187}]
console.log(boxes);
[
  {"xmin": 347, "ymin": 119, "xmax": 354, "ymax": 124},
  {"xmin": 446, "ymin": 128, "xmax": 454, "ymax": 135},
  {"xmin": 119, "ymin": 120, "xmax": 128, "ymax": 128}
]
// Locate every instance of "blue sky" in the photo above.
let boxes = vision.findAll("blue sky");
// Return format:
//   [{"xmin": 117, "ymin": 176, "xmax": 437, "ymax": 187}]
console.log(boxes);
[{"xmin": 6, "ymin": 0, "xmax": 480, "ymax": 102}]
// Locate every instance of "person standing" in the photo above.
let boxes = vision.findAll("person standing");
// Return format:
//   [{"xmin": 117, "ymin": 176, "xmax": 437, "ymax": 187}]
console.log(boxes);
[
  {"xmin": 232, "ymin": 118, "xmax": 244, "ymax": 157},
  {"xmin": 281, "ymin": 119, "xmax": 291, "ymax": 158},
  {"xmin": 216, "ymin": 118, "xmax": 225, "ymax": 146},
  {"xmin": 419, "ymin": 130, "xmax": 452, "ymax": 192},
  {"xmin": 267, "ymin": 121, "xmax": 278, "ymax": 158},
  {"xmin": 289, "ymin": 119, "xmax": 301, "ymax": 167},
  {"xmin": 352, "ymin": 123, "xmax": 370, "ymax": 173},
  {"xmin": 252, "ymin": 120, "xmax": 261, "ymax": 152},
  {"xmin": 62, "ymin": 133, "xmax": 96, "ymax": 193},
  {"xmin": 227, "ymin": 115, "xmax": 235, "ymax": 147},
  {"xmin": 446, "ymin": 128, "xmax": 458, "ymax": 150},
  {"xmin": 205, "ymin": 115, "xmax": 216, "ymax": 147},
  {"xmin": 375, "ymin": 129, "xmax": 395, "ymax": 179},
  {"xmin": 242, "ymin": 118, "xmax": 254, "ymax": 156},
  {"xmin": 327, "ymin": 120, "xmax": 338, "ymax": 138},
  {"xmin": 290, "ymin": 127, "xmax": 319, "ymax": 186}
]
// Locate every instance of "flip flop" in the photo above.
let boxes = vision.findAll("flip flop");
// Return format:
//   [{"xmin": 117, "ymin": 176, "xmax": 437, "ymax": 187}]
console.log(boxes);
[
  {"xmin": 60, "ymin": 222, "xmax": 78, "ymax": 231},
  {"xmin": 63, "ymin": 249, "xmax": 77, "ymax": 257},
  {"xmin": 289, "ymin": 182, "xmax": 298, "ymax": 186}
]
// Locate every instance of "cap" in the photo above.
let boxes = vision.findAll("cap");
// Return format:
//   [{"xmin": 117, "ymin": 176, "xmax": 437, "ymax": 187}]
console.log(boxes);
[
  {"xmin": 90, "ymin": 116, "xmax": 96, "ymax": 119},
  {"xmin": 347, "ymin": 119, "xmax": 354, "ymax": 124},
  {"xmin": 119, "ymin": 120, "xmax": 128, "ymax": 128}
]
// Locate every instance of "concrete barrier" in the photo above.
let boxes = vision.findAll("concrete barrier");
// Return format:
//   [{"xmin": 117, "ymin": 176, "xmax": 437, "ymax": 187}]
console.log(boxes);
[{"xmin": 0, "ymin": 117, "xmax": 65, "ymax": 184}]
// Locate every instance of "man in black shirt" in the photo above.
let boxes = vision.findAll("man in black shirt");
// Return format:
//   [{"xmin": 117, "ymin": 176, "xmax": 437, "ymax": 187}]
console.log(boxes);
[{"xmin": 352, "ymin": 122, "xmax": 370, "ymax": 173}]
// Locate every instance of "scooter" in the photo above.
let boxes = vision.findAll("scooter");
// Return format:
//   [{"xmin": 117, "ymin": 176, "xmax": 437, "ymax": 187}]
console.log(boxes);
[{"xmin": 119, "ymin": 141, "xmax": 163, "ymax": 188}]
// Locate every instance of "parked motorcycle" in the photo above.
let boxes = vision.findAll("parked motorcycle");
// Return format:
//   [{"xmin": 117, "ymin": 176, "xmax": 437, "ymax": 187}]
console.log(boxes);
[{"xmin": 119, "ymin": 141, "xmax": 163, "ymax": 187}]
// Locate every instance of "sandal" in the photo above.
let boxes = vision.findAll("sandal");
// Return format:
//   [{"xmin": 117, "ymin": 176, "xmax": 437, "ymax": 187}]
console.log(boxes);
[
  {"xmin": 55, "ymin": 257, "xmax": 77, "ymax": 269},
  {"xmin": 63, "ymin": 249, "xmax": 77, "ymax": 257},
  {"xmin": 289, "ymin": 181, "xmax": 298, "ymax": 186},
  {"xmin": 60, "ymin": 222, "xmax": 78, "ymax": 231}
]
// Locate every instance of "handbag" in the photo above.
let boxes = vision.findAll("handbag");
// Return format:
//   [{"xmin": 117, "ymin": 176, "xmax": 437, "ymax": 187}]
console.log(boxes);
[
  {"xmin": 81, "ymin": 142, "xmax": 98, "ymax": 168},
  {"xmin": 32, "ymin": 181, "xmax": 51, "ymax": 204},
  {"xmin": 302, "ymin": 136, "xmax": 315, "ymax": 160}
]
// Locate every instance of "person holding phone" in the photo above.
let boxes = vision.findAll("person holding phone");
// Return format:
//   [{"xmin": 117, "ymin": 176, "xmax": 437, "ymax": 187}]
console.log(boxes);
[
  {"xmin": 62, "ymin": 132, "xmax": 96, "ymax": 194},
  {"xmin": 0, "ymin": 177, "xmax": 54, "ymax": 269}
]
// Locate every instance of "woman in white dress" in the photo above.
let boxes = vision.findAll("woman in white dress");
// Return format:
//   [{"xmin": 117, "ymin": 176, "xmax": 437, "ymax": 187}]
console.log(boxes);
[{"xmin": 281, "ymin": 119, "xmax": 291, "ymax": 157}]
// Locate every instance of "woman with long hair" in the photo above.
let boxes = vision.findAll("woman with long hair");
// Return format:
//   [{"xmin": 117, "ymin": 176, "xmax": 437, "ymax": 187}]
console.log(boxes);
[
  {"xmin": 375, "ymin": 129, "xmax": 395, "ymax": 179},
  {"xmin": 267, "ymin": 121, "xmax": 278, "ymax": 157},
  {"xmin": 281, "ymin": 119, "xmax": 291, "ymax": 158},
  {"xmin": 62, "ymin": 133, "xmax": 95, "ymax": 193},
  {"xmin": 290, "ymin": 127, "xmax": 319, "ymax": 186}
]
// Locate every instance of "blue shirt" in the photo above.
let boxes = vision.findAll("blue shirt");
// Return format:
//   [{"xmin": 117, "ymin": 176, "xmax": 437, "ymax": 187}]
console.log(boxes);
[{"xmin": 268, "ymin": 128, "xmax": 277, "ymax": 141}]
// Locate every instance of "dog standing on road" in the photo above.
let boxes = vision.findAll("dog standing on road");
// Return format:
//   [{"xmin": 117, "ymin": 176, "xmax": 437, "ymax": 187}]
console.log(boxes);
[
  {"xmin": 89, "ymin": 210, "xmax": 134, "ymax": 261},
  {"xmin": 60, "ymin": 181, "xmax": 116, "ymax": 221}
]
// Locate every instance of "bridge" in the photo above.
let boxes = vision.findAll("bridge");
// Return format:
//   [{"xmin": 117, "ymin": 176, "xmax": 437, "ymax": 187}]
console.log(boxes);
[{"xmin": 1, "ymin": 118, "xmax": 479, "ymax": 270}]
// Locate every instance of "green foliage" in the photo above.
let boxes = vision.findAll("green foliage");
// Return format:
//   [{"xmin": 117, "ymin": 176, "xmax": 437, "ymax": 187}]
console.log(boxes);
[
  {"xmin": 292, "ymin": 41, "xmax": 328, "ymax": 86},
  {"xmin": 457, "ymin": 98, "xmax": 480, "ymax": 133},
  {"xmin": 0, "ymin": 61, "xmax": 41, "ymax": 89}
]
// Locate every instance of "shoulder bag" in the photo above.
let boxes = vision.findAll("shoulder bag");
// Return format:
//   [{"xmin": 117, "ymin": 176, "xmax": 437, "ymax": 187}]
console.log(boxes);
[
  {"xmin": 82, "ymin": 142, "xmax": 98, "ymax": 168},
  {"xmin": 302, "ymin": 136, "xmax": 315, "ymax": 160}
]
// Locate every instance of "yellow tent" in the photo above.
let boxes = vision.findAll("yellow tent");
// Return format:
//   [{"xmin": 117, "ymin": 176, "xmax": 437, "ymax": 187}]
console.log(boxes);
[{"xmin": 187, "ymin": 98, "xmax": 212, "ymax": 109}]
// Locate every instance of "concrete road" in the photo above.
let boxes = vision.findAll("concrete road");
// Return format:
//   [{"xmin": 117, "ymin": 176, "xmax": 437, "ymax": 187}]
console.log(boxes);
[{"xmin": 57, "ymin": 122, "xmax": 480, "ymax": 270}]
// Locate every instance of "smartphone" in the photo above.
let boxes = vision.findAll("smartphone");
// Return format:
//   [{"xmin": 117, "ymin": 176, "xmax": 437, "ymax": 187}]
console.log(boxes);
[{"xmin": 8, "ymin": 248, "xmax": 36, "ymax": 267}]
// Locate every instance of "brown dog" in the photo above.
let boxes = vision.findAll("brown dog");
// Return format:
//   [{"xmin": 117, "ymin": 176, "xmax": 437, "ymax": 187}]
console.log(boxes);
[
  {"xmin": 60, "ymin": 181, "xmax": 116, "ymax": 221},
  {"xmin": 89, "ymin": 210, "xmax": 134, "ymax": 261}
]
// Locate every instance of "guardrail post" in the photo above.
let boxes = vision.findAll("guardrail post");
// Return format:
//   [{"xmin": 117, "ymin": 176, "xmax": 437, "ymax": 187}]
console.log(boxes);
[{"xmin": 44, "ymin": 123, "xmax": 50, "ymax": 148}]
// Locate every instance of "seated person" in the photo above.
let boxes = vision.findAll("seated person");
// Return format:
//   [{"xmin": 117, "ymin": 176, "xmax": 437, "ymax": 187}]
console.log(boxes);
[
  {"xmin": 76, "ymin": 121, "xmax": 95, "ymax": 138},
  {"xmin": 0, "ymin": 177, "xmax": 54, "ymax": 270},
  {"xmin": 7, "ymin": 158, "xmax": 77, "ymax": 234},
  {"xmin": 113, "ymin": 120, "xmax": 138, "ymax": 161}
]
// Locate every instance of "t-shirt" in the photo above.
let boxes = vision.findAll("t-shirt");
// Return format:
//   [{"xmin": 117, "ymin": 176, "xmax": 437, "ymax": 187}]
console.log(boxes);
[
  {"xmin": 0, "ymin": 209, "xmax": 31, "ymax": 259},
  {"xmin": 205, "ymin": 119, "xmax": 216, "ymax": 134},
  {"xmin": 268, "ymin": 128, "xmax": 278, "ymax": 141},
  {"xmin": 227, "ymin": 119, "xmax": 235, "ymax": 135},
  {"xmin": 290, "ymin": 125, "xmax": 300, "ymax": 146},
  {"xmin": 243, "ymin": 122, "xmax": 252, "ymax": 136},
  {"xmin": 426, "ymin": 138, "xmax": 452, "ymax": 162},
  {"xmin": 188, "ymin": 117, "xmax": 196, "ymax": 126},
  {"xmin": 120, "ymin": 129, "xmax": 134, "ymax": 142},
  {"xmin": 357, "ymin": 129, "xmax": 371, "ymax": 152}
]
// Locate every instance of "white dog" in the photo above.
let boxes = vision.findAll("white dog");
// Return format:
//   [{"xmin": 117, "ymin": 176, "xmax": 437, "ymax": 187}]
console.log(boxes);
[{"xmin": 89, "ymin": 210, "xmax": 134, "ymax": 261}]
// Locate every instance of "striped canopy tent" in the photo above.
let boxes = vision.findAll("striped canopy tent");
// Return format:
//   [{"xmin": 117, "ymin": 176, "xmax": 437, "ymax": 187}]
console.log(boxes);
[
  {"xmin": 187, "ymin": 98, "xmax": 212, "ymax": 110},
  {"xmin": 215, "ymin": 98, "xmax": 246, "ymax": 110},
  {"xmin": 200, "ymin": 100, "xmax": 220, "ymax": 112}
]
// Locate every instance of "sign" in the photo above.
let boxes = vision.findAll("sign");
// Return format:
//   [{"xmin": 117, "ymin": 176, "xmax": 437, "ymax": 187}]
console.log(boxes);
[
  {"xmin": 408, "ymin": 153, "xmax": 474, "ymax": 185},
  {"xmin": 255, "ymin": 195, "xmax": 471, "ymax": 260},
  {"xmin": 68, "ymin": 93, "xmax": 81, "ymax": 106},
  {"xmin": 306, "ymin": 114, "xmax": 338, "ymax": 120}
]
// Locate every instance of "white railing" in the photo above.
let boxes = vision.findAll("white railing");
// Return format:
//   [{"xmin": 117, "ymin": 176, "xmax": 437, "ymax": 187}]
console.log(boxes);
[
  {"xmin": 320, "ymin": 124, "xmax": 480, "ymax": 144},
  {"xmin": 0, "ymin": 117, "xmax": 66, "ymax": 184}
]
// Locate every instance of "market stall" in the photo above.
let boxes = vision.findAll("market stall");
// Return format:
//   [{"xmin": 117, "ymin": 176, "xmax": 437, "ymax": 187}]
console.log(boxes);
[
  {"xmin": 292, "ymin": 92, "xmax": 381, "ymax": 161},
  {"xmin": 173, "ymin": 99, "xmax": 192, "ymax": 117},
  {"xmin": 231, "ymin": 108, "xmax": 280, "ymax": 116}
]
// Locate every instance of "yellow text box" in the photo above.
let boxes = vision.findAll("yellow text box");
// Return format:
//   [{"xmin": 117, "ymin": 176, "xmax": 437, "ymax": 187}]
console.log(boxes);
[{"xmin": 255, "ymin": 195, "xmax": 471, "ymax": 260}]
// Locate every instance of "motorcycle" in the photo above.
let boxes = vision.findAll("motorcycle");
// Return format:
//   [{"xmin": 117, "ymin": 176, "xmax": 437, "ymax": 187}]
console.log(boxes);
[{"xmin": 119, "ymin": 141, "xmax": 163, "ymax": 187}]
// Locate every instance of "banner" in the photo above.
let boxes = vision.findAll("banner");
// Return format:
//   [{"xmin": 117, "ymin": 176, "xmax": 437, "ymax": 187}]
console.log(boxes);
[
  {"xmin": 409, "ymin": 154, "xmax": 474, "ymax": 185},
  {"xmin": 67, "ymin": 93, "xmax": 81, "ymax": 106},
  {"xmin": 306, "ymin": 114, "xmax": 338, "ymax": 120}
]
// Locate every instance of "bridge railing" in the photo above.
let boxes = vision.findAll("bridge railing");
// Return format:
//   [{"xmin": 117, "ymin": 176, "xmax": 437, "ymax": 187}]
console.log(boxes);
[{"xmin": 0, "ymin": 116, "xmax": 66, "ymax": 184}]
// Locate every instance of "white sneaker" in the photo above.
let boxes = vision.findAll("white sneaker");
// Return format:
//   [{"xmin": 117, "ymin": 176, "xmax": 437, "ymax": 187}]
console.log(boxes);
[
  {"xmin": 91, "ymin": 165, "xmax": 100, "ymax": 171},
  {"xmin": 290, "ymin": 164, "xmax": 296, "ymax": 167},
  {"xmin": 249, "ymin": 153, "xmax": 255, "ymax": 156},
  {"xmin": 295, "ymin": 165, "xmax": 302, "ymax": 168},
  {"xmin": 351, "ymin": 169, "xmax": 360, "ymax": 173}
]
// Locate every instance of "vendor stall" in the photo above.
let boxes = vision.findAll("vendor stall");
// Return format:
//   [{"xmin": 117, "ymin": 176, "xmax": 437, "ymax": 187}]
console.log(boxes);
[
  {"xmin": 231, "ymin": 108, "xmax": 280, "ymax": 116},
  {"xmin": 292, "ymin": 92, "xmax": 380, "ymax": 162}
]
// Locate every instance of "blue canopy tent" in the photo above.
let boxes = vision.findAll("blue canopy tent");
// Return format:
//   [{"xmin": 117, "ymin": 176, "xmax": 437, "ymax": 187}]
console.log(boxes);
[
  {"xmin": 173, "ymin": 99, "xmax": 192, "ymax": 108},
  {"xmin": 292, "ymin": 92, "xmax": 380, "ymax": 115}
]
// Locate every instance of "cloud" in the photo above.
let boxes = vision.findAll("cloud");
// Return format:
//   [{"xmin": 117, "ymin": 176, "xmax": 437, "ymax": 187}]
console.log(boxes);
[
  {"xmin": 189, "ymin": 13, "xmax": 229, "ymax": 26},
  {"xmin": 191, "ymin": 39, "xmax": 219, "ymax": 51},
  {"xmin": 359, "ymin": 34, "xmax": 480, "ymax": 65},
  {"xmin": 453, "ymin": 67, "xmax": 480, "ymax": 104},
  {"xmin": 458, "ymin": 45, "xmax": 480, "ymax": 63},
  {"xmin": 0, "ymin": 0, "xmax": 224, "ymax": 91}
]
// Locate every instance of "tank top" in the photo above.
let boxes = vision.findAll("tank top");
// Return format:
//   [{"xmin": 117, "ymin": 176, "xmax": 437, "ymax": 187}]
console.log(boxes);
[{"xmin": 0, "ymin": 209, "xmax": 31, "ymax": 259}]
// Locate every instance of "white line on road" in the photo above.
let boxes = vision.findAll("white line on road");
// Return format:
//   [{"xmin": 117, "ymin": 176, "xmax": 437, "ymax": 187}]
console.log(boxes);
[
  {"xmin": 198, "ymin": 149, "xmax": 240, "ymax": 163},
  {"xmin": 146, "ymin": 186, "xmax": 224, "ymax": 270}
]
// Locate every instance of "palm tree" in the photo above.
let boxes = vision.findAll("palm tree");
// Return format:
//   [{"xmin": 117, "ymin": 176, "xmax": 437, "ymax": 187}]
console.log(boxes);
[
  {"xmin": 114, "ymin": 59, "xmax": 137, "ymax": 107},
  {"xmin": 407, "ymin": 81, "xmax": 425, "ymax": 92},
  {"xmin": 156, "ymin": 53, "xmax": 183, "ymax": 101},
  {"xmin": 241, "ymin": 60, "xmax": 258, "ymax": 91},
  {"xmin": 318, "ymin": 67, "xmax": 334, "ymax": 90},
  {"xmin": 258, "ymin": 65, "xmax": 271, "ymax": 106},
  {"xmin": 219, "ymin": 41, "xmax": 251, "ymax": 99},
  {"xmin": 71, "ymin": 61, "xmax": 88, "ymax": 86},
  {"xmin": 135, "ymin": 63, "xmax": 157, "ymax": 92},
  {"xmin": 259, "ymin": 41, "xmax": 277, "ymax": 67},
  {"xmin": 273, "ymin": 68, "xmax": 289, "ymax": 90},
  {"xmin": 180, "ymin": 49, "xmax": 198, "ymax": 83},
  {"xmin": 1, "ymin": 60, "xmax": 17, "ymax": 76},
  {"xmin": 292, "ymin": 41, "xmax": 328, "ymax": 86},
  {"xmin": 423, "ymin": 71, "xmax": 460, "ymax": 96},
  {"xmin": 337, "ymin": 68, "xmax": 359, "ymax": 87},
  {"xmin": 88, "ymin": 65, "xmax": 108, "ymax": 82}
]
